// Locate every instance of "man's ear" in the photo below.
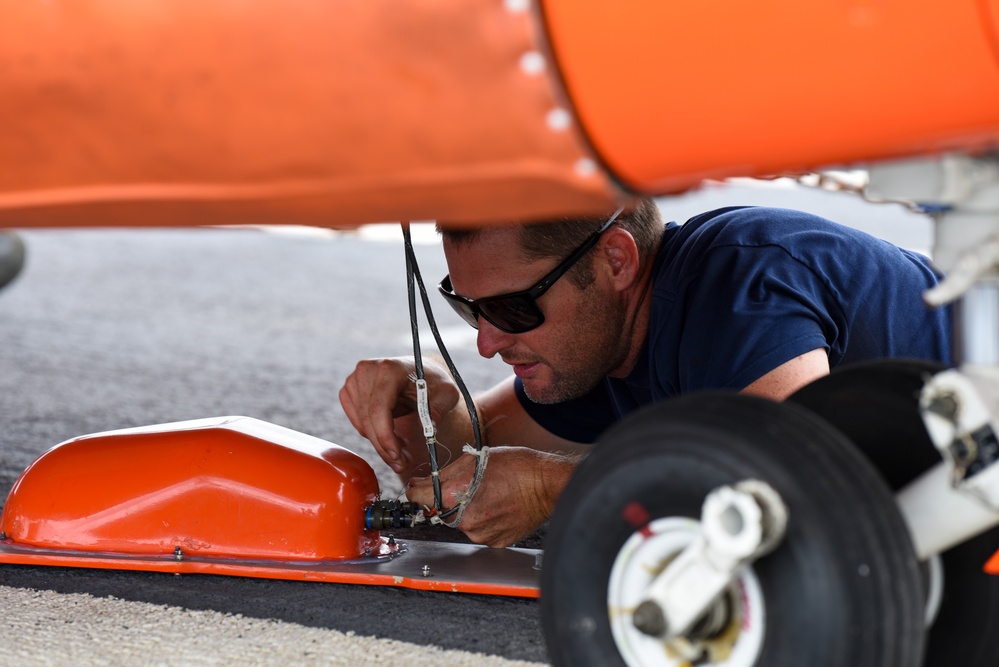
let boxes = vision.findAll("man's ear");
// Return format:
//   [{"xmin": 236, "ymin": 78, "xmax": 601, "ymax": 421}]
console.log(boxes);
[{"xmin": 599, "ymin": 227, "xmax": 641, "ymax": 288}]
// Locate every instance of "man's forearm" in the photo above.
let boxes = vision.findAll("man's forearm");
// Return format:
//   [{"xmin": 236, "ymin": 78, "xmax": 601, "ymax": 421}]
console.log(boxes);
[
  {"xmin": 536, "ymin": 448, "xmax": 589, "ymax": 517},
  {"xmin": 433, "ymin": 396, "xmax": 481, "ymax": 461}
]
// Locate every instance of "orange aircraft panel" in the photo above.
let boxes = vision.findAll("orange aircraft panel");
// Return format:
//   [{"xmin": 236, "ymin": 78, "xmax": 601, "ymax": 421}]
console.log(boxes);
[
  {"xmin": 0, "ymin": 0, "xmax": 619, "ymax": 229},
  {"xmin": 540, "ymin": 0, "xmax": 999, "ymax": 193},
  {"xmin": 4, "ymin": 1, "xmax": 999, "ymax": 227}
]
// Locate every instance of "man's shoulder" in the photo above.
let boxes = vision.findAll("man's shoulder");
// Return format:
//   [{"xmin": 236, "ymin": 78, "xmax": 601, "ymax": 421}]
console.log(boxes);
[
  {"xmin": 681, "ymin": 206, "xmax": 833, "ymax": 234},
  {"xmin": 666, "ymin": 206, "xmax": 808, "ymax": 257},
  {"xmin": 672, "ymin": 205, "xmax": 872, "ymax": 255}
]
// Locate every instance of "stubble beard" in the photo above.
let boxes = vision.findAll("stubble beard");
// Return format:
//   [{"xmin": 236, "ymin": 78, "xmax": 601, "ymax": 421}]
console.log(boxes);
[{"xmin": 521, "ymin": 291, "xmax": 628, "ymax": 405}]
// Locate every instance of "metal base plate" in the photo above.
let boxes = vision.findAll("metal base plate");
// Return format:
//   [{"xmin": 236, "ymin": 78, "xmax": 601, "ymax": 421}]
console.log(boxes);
[{"xmin": 0, "ymin": 538, "xmax": 541, "ymax": 598}]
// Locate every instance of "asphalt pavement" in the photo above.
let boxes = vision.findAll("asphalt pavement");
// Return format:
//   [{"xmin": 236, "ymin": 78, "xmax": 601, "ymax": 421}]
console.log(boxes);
[
  {"xmin": 0, "ymin": 224, "xmax": 541, "ymax": 665},
  {"xmin": 0, "ymin": 182, "xmax": 933, "ymax": 665}
]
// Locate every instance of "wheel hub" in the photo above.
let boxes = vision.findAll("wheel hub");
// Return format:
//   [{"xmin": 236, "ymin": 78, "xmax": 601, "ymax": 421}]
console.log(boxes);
[{"xmin": 607, "ymin": 517, "xmax": 766, "ymax": 666}]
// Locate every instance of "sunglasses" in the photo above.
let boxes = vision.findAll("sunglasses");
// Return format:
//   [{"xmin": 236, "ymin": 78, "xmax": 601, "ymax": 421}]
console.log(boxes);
[{"xmin": 438, "ymin": 206, "xmax": 626, "ymax": 334}]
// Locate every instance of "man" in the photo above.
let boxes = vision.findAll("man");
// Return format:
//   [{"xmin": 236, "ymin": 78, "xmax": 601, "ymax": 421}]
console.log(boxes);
[{"xmin": 339, "ymin": 198, "xmax": 951, "ymax": 547}]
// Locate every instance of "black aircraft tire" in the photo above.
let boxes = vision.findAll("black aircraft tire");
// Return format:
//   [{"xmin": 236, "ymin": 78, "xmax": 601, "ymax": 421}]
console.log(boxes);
[
  {"xmin": 790, "ymin": 359, "xmax": 999, "ymax": 667},
  {"xmin": 540, "ymin": 393, "xmax": 924, "ymax": 667}
]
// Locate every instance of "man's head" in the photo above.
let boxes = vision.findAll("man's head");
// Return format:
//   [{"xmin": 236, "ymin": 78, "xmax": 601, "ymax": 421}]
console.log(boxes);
[
  {"xmin": 439, "ymin": 197, "xmax": 662, "ymax": 289},
  {"xmin": 436, "ymin": 198, "xmax": 663, "ymax": 404}
]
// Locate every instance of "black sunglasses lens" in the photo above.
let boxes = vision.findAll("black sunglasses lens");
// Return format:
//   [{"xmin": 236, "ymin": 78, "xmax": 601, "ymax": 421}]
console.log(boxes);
[
  {"xmin": 480, "ymin": 295, "xmax": 543, "ymax": 334},
  {"xmin": 439, "ymin": 276, "xmax": 543, "ymax": 333},
  {"xmin": 445, "ymin": 299, "xmax": 480, "ymax": 329}
]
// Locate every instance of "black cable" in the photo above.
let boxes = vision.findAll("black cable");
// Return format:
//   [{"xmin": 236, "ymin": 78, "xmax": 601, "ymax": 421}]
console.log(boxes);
[
  {"xmin": 402, "ymin": 223, "xmax": 443, "ymax": 514},
  {"xmin": 401, "ymin": 223, "xmax": 485, "ymax": 523}
]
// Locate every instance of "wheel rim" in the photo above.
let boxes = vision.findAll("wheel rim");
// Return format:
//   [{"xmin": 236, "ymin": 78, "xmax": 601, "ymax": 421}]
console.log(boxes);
[{"xmin": 607, "ymin": 516, "xmax": 766, "ymax": 667}]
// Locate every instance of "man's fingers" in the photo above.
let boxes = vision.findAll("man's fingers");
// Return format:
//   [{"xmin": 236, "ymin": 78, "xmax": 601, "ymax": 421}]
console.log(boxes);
[
  {"xmin": 405, "ymin": 476, "xmax": 435, "ymax": 508},
  {"xmin": 338, "ymin": 375, "xmax": 405, "ymax": 469},
  {"xmin": 339, "ymin": 357, "xmax": 464, "ymax": 478},
  {"xmin": 366, "ymin": 406, "xmax": 404, "ymax": 465},
  {"xmin": 407, "ymin": 457, "xmax": 475, "ymax": 508}
]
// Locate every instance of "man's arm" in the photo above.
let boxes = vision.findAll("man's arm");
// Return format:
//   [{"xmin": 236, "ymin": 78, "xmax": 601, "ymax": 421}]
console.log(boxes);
[
  {"xmin": 421, "ymin": 349, "xmax": 829, "ymax": 545},
  {"xmin": 740, "ymin": 348, "xmax": 829, "ymax": 401},
  {"xmin": 471, "ymin": 376, "xmax": 588, "ymax": 455}
]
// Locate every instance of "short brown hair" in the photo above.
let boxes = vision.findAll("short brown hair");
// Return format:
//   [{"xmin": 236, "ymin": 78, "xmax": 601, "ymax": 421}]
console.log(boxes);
[{"xmin": 439, "ymin": 198, "xmax": 663, "ymax": 288}]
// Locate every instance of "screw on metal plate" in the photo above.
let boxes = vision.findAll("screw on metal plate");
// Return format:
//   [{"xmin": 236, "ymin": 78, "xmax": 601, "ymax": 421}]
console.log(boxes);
[
  {"xmin": 174, "ymin": 546, "xmax": 183, "ymax": 561},
  {"xmin": 422, "ymin": 565, "xmax": 431, "ymax": 577}
]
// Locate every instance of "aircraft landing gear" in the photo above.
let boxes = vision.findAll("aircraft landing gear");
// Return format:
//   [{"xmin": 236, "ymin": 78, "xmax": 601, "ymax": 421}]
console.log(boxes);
[
  {"xmin": 791, "ymin": 359, "xmax": 999, "ymax": 666},
  {"xmin": 540, "ymin": 393, "xmax": 925, "ymax": 667}
]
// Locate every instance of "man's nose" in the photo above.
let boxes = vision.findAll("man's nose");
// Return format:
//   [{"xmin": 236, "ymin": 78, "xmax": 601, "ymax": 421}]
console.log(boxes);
[{"xmin": 476, "ymin": 319, "xmax": 513, "ymax": 359}]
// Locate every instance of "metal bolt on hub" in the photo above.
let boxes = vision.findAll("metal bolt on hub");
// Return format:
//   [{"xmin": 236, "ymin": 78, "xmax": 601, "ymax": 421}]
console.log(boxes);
[{"xmin": 633, "ymin": 600, "xmax": 668, "ymax": 637}]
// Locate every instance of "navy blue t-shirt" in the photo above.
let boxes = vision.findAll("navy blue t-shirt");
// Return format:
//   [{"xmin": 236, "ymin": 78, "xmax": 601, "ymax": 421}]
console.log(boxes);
[{"xmin": 515, "ymin": 206, "xmax": 952, "ymax": 443}]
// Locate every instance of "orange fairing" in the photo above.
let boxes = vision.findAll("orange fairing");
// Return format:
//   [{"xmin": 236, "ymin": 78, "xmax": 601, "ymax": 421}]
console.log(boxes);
[
  {"xmin": 540, "ymin": 0, "xmax": 999, "ymax": 193},
  {"xmin": 0, "ymin": 0, "xmax": 618, "ymax": 229},
  {"xmin": 986, "ymin": 547, "xmax": 999, "ymax": 575},
  {"xmin": 0, "ymin": 417, "xmax": 382, "ymax": 561}
]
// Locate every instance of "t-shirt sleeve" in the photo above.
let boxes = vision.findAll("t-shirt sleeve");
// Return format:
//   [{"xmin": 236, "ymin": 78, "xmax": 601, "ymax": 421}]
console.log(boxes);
[
  {"xmin": 514, "ymin": 377, "xmax": 615, "ymax": 444},
  {"xmin": 662, "ymin": 242, "xmax": 836, "ymax": 394}
]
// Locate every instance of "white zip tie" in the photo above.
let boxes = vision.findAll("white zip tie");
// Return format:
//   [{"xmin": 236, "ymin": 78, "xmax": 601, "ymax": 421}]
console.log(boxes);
[
  {"xmin": 438, "ymin": 445, "xmax": 491, "ymax": 528},
  {"xmin": 463, "ymin": 444, "xmax": 489, "ymax": 458}
]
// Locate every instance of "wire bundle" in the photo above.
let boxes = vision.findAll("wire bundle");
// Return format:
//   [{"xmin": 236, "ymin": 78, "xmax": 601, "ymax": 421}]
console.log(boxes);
[{"xmin": 401, "ymin": 223, "xmax": 487, "ymax": 527}]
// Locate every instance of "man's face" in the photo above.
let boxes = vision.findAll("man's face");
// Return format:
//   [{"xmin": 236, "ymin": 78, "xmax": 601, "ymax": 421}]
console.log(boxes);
[{"xmin": 443, "ymin": 226, "xmax": 628, "ymax": 404}]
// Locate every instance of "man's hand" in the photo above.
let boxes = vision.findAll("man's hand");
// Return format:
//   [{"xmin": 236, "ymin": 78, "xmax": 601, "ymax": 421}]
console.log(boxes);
[
  {"xmin": 342, "ymin": 366, "xmax": 588, "ymax": 545},
  {"xmin": 406, "ymin": 446, "xmax": 579, "ymax": 548},
  {"xmin": 339, "ymin": 357, "xmax": 462, "ymax": 479}
]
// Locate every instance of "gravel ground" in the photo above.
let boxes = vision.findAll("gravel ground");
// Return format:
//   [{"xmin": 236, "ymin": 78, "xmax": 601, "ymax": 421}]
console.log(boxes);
[{"xmin": 0, "ymin": 585, "xmax": 544, "ymax": 666}]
